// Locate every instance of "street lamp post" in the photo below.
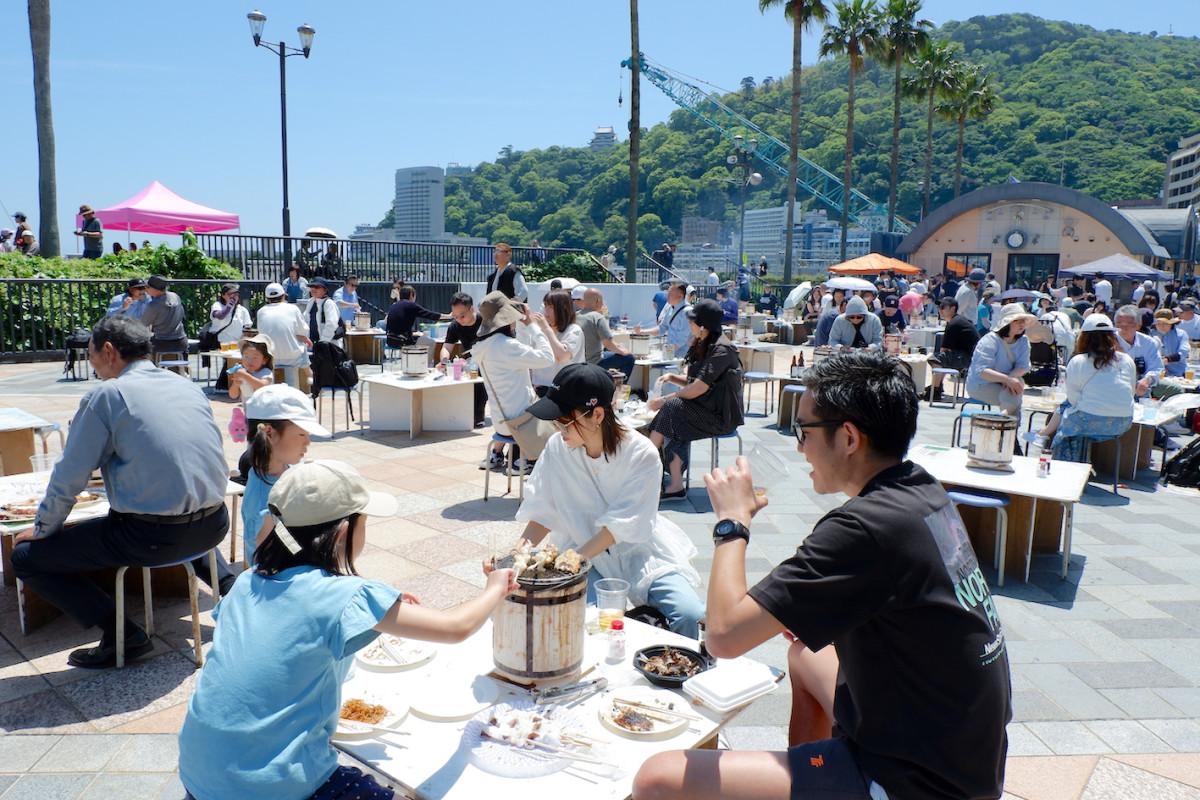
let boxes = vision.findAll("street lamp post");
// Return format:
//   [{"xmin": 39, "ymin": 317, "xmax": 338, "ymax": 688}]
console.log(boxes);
[
  {"xmin": 727, "ymin": 135, "xmax": 763, "ymax": 271},
  {"xmin": 247, "ymin": 11, "xmax": 315, "ymax": 238}
]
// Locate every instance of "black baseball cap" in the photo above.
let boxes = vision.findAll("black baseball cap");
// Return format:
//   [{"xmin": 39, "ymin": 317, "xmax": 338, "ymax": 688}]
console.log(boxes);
[
  {"xmin": 687, "ymin": 298, "xmax": 723, "ymax": 329},
  {"xmin": 883, "ymin": 295, "xmax": 900, "ymax": 309},
  {"xmin": 309, "ymin": 277, "xmax": 329, "ymax": 290},
  {"xmin": 527, "ymin": 363, "xmax": 615, "ymax": 421},
  {"xmin": 126, "ymin": 277, "xmax": 147, "ymax": 289}
]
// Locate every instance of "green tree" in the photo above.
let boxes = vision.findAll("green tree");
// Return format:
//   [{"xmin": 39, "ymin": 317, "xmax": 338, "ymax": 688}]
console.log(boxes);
[
  {"xmin": 759, "ymin": 0, "xmax": 830, "ymax": 283},
  {"xmin": 821, "ymin": 0, "xmax": 882, "ymax": 260},
  {"xmin": 740, "ymin": 76, "xmax": 757, "ymax": 97},
  {"xmin": 904, "ymin": 41, "xmax": 959, "ymax": 217},
  {"xmin": 937, "ymin": 63, "xmax": 997, "ymax": 196},
  {"xmin": 27, "ymin": 0, "xmax": 59, "ymax": 257},
  {"xmin": 873, "ymin": 0, "xmax": 931, "ymax": 232}
]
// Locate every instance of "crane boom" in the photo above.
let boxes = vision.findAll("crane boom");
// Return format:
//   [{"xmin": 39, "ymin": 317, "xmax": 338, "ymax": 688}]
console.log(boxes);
[{"xmin": 622, "ymin": 55, "xmax": 913, "ymax": 235}]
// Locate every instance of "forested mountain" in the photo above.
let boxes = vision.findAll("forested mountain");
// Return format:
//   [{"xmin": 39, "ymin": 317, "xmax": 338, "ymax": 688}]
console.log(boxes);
[{"xmin": 383, "ymin": 14, "xmax": 1200, "ymax": 255}]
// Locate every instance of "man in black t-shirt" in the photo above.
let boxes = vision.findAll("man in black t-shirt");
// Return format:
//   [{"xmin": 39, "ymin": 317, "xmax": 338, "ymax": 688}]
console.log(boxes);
[
  {"xmin": 634, "ymin": 351, "xmax": 1011, "ymax": 800},
  {"xmin": 925, "ymin": 296, "xmax": 980, "ymax": 402},
  {"xmin": 384, "ymin": 285, "xmax": 448, "ymax": 348},
  {"xmin": 444, "ymin": 292, "xmax": 486, "ymax": 426}
]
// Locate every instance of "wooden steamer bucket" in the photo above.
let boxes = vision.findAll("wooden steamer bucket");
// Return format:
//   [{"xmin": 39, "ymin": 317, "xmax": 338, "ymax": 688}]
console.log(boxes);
[
  {"xmin": 967, "ymin": 412, "xmax": 1018, "ymax": 471},
  {"xmin": 493, "ymin": 561, "xmax": 590, "ymax": 686}
]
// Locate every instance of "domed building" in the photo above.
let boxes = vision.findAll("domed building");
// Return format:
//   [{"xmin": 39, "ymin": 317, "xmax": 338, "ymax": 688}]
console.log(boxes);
[{"xmin": 896, "ymin": 182, "xmax": 1198, "ymax": 287}]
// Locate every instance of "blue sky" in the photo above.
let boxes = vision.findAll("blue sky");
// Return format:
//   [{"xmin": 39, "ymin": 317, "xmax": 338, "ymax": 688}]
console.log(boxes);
[{"xmin": 2, "ymin": 0, "xmax": 1195, "ymax": 249}]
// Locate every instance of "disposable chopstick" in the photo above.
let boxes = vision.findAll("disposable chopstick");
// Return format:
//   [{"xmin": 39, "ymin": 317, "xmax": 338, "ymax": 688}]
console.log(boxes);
[
  {"xmin": 611, "ymin": 697, "xmax": 703, "ymax": 722},
  {"xmin": 481, "ymin": 733, "xmax": 614, "ymax": 767}
]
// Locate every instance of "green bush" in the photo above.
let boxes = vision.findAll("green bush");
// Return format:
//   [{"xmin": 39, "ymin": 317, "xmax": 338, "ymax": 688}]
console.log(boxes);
[
  {"xmin": 523, "ymin": 253, "xmax": 610, "ymax": 284},
  {"xmin": 0, "ymin": 241, "xmax": 240, "ymax": 280}
]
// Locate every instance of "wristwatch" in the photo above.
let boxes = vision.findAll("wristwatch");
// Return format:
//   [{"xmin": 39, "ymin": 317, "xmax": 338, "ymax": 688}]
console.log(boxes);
[{"xmin": 713, "ymin": 519, "xmax": 750, "ymax": 545}]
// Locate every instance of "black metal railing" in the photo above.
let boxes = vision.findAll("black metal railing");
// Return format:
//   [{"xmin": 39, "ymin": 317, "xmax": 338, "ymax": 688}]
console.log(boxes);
[
  {"xmin": 193, "ymin": 232, "xmax": 588, "ymax": 283},
  {"xmin": 0, "ymin": 278, "xmax": 461, "ymax": 361}
]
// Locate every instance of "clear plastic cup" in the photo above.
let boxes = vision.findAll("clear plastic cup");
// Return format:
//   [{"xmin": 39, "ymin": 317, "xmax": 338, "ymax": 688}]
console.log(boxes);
[
  {"xmin": 30, "ymin": 453, "xmax": 62, "ymax": 473},
  {"xmin": 748, "ymin": 444, "xmax": 789, "ymax": 498},
  {"xmin": 594, "ymin": 578, "xmax": 630, "ymax": 631}
]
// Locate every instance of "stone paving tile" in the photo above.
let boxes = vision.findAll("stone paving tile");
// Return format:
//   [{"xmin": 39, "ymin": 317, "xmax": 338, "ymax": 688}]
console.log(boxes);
[
  {"xmin": 1142, "ymin": 719, "xmax": 1200, "ymax": 751},
  {"xmin": 1152, "ymin": 602, "xmax": 1200, "ymax": 630},
  {"xmin": 723, "ymin": 724, "xmax": 788, "ymax": 751},
  {"xmin": 1097, "ymin": 619, "xmax": 1200, "ymax": 640},
  {"xmin": 1007, "ymin": 723, "xmax": 1054, "ymax": 756},
  {"xmin": 1111, "ymin": 754, "xmax": 1200, "ymax": 791},
  {"xmin": 438, "ymin": 557, "xmax": 488, "ymax": 589},
  {"xmin": 393, "ymin": 533, "xmax": 487, "ymax": 569},
  {"xmin": 1007, "ymin": 639, "xmax": 1104, "ymax": 665},
  {"xmin": 1101, "ymin": 688, "xmax": 1189, "ymax": 719},
  {"xmin": 1001, "ymin": 755, "xmax": 1100, "ymax": 800},
  {"xmin": 1133, "ymin": 640, "xmax": 1200, "ymax": 685},
  {"xmin": 395, "ymin": 571, "xmax": 478, "ymax": 611},
  {"xmin": 54, "ymin": 652, "xmax": 200, "ymax": 732},
  {"xmin": 0, "ymin": 689, "xmax": 93, "ymax": 735},
  {"xmin": 1153, "ymin": 689, "xmax": 1200, "ymax": 717},
  {"xmin": 1025, "ymin": 721, "xmax": 1112, "ymax": 755},
  {"xmin": 78, "ymin": 773, "xmax": 174, "ymax": 799},
  {"xmin": 106, "ymin": 735, "xmax": 180, "ymax": 773},
  {"xmin": 1080, "ymin": 757, "xmax": 1200, "ymax": 800},
  {"xmin": 1083, "ymin": 720, "xmax": 1173, "ymax": 754},
  {"xmin": 1011, "ymin": 690, "xmax": 1074, "ymax": 722},
  {"xmin": 30, "ymin": 734, "xmax": 126, "ymax": 773},
  {"xmin": 0, "ymin": 735, "xmax": 60, "ymax": 772},
  {"xmin": 0, "ymin": 773, "xmax": 95, "ymax": 799},
  {"xmin": 1067, "ymin": 661, "xmax": 1192, "ymax": 690},
  {"xmin": 0, "ymin": 775, "xmax": 17, "ymax": 795}
]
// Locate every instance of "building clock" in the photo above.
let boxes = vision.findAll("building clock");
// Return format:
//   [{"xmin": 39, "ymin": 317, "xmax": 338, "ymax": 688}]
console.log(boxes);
[{"xmin": 1006, "ymin": 229, "xmax": 1026, "ymax": 249}]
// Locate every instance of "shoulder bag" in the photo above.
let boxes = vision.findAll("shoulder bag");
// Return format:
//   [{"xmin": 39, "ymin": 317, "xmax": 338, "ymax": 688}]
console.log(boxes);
[{"xmin": 480, "ymin": 363, "xmax": 556, "ymax": 460}]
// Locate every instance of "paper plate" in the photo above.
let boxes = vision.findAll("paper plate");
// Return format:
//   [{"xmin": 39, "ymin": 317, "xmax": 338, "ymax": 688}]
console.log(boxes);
[
  {"xmin": 465, "ymin": 700, "xmax": 591, "ymax": 779},
  {"xmin": 409, "ymin": 673, "xmax": 500, "ymax": 721},
  {"xmin": 599, "ymin": 686, "xmax": 689, "ymax": 740},
  {"xmin": 354, "ymin": 635, "xmax": 437, "ymax": 672},
  {"xmin": 333, "ymin": 697, "xmax": 410, "ymax": 741}
]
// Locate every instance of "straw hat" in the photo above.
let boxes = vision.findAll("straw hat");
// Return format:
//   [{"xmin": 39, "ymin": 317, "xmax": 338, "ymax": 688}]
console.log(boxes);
[
  {"xmin": 79, "ymin": 204, "xmax": 95, "ymax": 215},
  {"xmin": 1154, "ymin": 309, "xmax": 1180, "ymax": 326},
  {"xmin": 477, "ymin": 291, "xmax": 524, "ymax": 336},
  {"xmin": 992, "ymin": 303, "xmax": 1036, "ymax": 332}
]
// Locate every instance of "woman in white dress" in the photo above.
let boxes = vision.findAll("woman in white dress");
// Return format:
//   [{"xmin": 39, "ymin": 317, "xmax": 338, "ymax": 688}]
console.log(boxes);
[
  {"xmin": 517, "ymin": 364, "xmax": 704, "ymax": 637},
  {"xmin": 472, "ymin": 291, "xmax": 555, "ymax": 471}
]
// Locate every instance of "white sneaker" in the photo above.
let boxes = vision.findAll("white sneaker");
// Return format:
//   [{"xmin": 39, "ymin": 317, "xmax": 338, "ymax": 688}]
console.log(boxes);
[{"xmin": 511, "ymin": 458, "xmax": 534, "ymax": 475}]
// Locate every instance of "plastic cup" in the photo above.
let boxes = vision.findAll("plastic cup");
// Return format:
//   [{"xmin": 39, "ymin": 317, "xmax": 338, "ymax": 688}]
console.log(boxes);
[
  {"xmin": 30, "ymin": 453, "xmax": 61, "ymax": 474},
  {"xmin": 748, "ymin": 444, "xmax": 789, "ymax": 498},
  {"xmin": 595, "ymin": 578, "xmax": 630, "ymax": 631}
]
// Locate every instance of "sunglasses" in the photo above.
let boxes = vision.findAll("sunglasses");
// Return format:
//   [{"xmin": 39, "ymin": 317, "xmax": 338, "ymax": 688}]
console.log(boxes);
[
  {"xmin": 552, "ymin": 411, "xmax": 590, "ymax": 430},
  {"xmin": 846, "ymin": 315, "xmax": 865, "ymax": 322},
  {"xmin": 792, "ymin": 419, "xmax": 847, "ymax": 446}
]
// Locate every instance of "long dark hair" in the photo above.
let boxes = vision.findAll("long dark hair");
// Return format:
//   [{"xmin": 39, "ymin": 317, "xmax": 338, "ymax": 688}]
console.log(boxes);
[
  {"xmin": 1075, "ymin": 330, "xmax": 1119, "ymax": 370},
  {"xmin": 543, "ymin": 290, "xmax": 576, "ymax": 332},
  {"xmin": 254, "ymin": 512, "xmax": 362, "ymax": 577},
  {"xmin": 685, "ymin": 316, "xmax": 724, "ymax": 365},
  {"xmin": 249, "ymin": 420, "xmax": 289, "ymax": 480},
  {"xmin": 476, "ymin": 324, "xmax": 515, "ymax": 342}
]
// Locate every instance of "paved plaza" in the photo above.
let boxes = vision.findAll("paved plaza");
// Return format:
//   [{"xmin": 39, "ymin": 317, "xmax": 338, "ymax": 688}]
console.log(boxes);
[{"xmin": 1, "ymin": 358, "xmax": 1199, "ymax": 798}]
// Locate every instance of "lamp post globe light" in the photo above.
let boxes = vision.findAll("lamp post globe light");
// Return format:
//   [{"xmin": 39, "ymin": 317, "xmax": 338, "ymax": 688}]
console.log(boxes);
[
  {"xmin": 728, "ymin": 135, "xmax": 763, "ymax": 270},
  {"xmin": 246, "ymin": 10, "xmax": 315, "ymax": 238}
]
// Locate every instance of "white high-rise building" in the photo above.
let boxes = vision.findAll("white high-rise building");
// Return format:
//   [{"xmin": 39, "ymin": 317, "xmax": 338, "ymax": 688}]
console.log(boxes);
[
  {"xmin": 393, "ymin": 167, "xmax": 446, "ymax": 240},
  {"xmin": 1164, "ymin": 133, "xmax": 1200, "ymax": 209},
  {"xmin": 739, "ymin": 205, "xmax": 871, "ymax": 270}
]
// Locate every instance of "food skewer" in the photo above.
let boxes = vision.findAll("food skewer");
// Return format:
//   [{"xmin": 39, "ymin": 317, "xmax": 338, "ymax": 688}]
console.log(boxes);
[
  {"xmin": 480, "ymin": 729, "xmax": 615, "ymax": 767},
  {"xmin": 610, "ymin": 697, "xmax": 704, "ymax": 722}
]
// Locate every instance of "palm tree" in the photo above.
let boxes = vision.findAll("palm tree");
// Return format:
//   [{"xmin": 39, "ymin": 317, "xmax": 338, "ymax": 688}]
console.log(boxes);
[
  {"xmin": 27, "ymin": 0, "xmax": 59, "ymax": 257},
  {"xmin": 626, "ymin": 0, "xmax": 640, "ymax": 283},
  {"xmin": 904, "ymin": 41, "xmax": 958, "ymax": 219},
  {"xmin": 759, "ymin": 0, "xmax": 829, "ymax": 285},
  {"xmin": 937, "ymin": 64, "xmax": 997, "ymax": 197},
  {"xmin": 873, "ymin": 0, "xmax": 930, "ymax": 233},
  {"xmin": 820, "ymin": 0, "xmax": 881, "ymax": 261}
]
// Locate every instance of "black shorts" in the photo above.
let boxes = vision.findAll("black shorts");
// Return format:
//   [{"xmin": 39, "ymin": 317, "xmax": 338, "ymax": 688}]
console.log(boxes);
[
  {"xmin": 786, "ymin": 738, "xmax": 887, "ymax": 800},
  {"xmin": 928, "ymin": 350, "xmax": 970, "ymax": 372}
]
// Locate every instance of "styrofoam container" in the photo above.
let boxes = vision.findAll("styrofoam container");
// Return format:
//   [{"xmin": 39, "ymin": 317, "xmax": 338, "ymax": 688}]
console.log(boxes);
[{"xmin": 682, "ymin": 658, "xmax": 777, "ymax": 714}]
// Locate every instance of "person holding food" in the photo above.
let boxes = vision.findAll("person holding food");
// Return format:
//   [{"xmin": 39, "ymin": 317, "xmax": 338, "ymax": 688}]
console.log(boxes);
[
  {"xmin": 10, "ymin": 316, "xmax": 236, "ymax": 669},
  {"xmin": 178, "ymin": 460, "xmax": 518, "ymax": 800},
  {"xmin": 646, "ymin": 299, "xmax": 744, "ymax": 499},
  {"xmin": 226, "ymin": 334, "xmax": 275, "ymax": 405},
  {"xmin": 238, "ymin": 385, "xmax": 330, "ymax": 564},
  {"xmin": 516, "ymin": 363, "xmax": 705, "ymax": 638}
]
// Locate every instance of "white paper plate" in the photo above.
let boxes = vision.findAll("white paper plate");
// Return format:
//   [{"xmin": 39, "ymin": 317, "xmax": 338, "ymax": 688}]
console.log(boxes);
[
  {"xmin": 465, "ymin": 700, "xmax": 590, "ymax": 778},
  {"xmin": 354, "ymin": 635, "xmax": 436, "ymax": 672},
  {"xmin": 599, "ymin": 686, "xmax": 689, "ymax": 740},
  {"xmin": 409, "ymin": 673, "xmax": 500, "ymax": 721},
  {"xmin": 334, "ymin": 697, "xmax": 410, "ymax": 741}
]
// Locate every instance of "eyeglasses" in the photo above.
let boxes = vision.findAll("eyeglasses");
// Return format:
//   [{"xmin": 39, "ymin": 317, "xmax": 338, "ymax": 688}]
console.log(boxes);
[
  {"xmin": 846, "ymin": 315, "xmax": 865, "ymax": 323},
  {"xmin": 792, "ymin": 419, "xmax": 848, "ymax": 446},
  {"xmin": 553, "ymin": 412, "xmax": 583, "ymax": 430}
]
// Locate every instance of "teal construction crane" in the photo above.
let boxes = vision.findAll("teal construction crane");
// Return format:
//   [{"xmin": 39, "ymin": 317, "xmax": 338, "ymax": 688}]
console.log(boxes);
[{"xmin": 622, "ymin": 54, "xmax": 914, "ymax": 236}]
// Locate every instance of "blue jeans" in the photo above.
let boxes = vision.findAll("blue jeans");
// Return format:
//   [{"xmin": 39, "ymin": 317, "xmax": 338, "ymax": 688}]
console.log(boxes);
[
  {"xmin": 586, "ymin": 567, "xmax": 705, "ymax": 639},
  {"xmin": 598, "ymin": 352, "xmax": 635, "ymax": 381}
]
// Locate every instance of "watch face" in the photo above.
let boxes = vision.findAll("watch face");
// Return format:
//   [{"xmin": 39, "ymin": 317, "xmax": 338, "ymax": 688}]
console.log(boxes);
[
  {"xmin": 715, "ymin": 520, "xmax": 737, "ymax": 536},
  {"xmin": 1006, "ymin": 230, "xmax": 1025, "ymax": 249}
]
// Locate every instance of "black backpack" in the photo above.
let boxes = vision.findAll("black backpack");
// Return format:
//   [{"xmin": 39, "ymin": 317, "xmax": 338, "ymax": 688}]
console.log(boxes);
[
  {"xmin": 1162, "ymin": 438, "xmax": 1200, "ymax": 488},
  {"xmin": 311, "ymin": 340, "xmax": 359, "ymax": 421},
  {"xmin": 63, "ymin": 328, "xmax": 92, "ymax": 377}
]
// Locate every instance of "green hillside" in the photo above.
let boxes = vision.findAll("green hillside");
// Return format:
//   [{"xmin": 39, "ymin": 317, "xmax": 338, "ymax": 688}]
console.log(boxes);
[{"xmin": 389, "ymin": 13, "xmax": 1200, "ymax": 256}]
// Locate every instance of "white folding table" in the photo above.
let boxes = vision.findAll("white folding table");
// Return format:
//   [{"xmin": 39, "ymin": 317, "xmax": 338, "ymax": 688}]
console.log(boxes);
[{"xmin": 361, "ymin": 373, "xmax": 483, "ymax": 439}]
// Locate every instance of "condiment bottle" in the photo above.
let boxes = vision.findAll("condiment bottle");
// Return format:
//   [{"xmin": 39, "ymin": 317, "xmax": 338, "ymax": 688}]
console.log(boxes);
[
  {"xmin": 697, "ymin": 619, "xmax": 709, "ymax": 661},
  {"xmin": 606, "ymin": 618, "xmax": 626, "ymax": 663}
]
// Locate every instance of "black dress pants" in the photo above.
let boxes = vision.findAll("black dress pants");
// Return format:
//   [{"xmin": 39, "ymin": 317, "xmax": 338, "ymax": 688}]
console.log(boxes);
[{"xmin": 11, "ymin": 507, "xmax": 233, "ymax": 631}]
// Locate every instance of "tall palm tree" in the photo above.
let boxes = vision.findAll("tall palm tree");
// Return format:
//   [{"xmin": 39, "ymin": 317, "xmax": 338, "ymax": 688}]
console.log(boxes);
[
  {"xmin": 27, "ymin": 0, "xmax": 59, "ymax": 257},
  {"xmin": 873, "ymin": 0, "xmax": 930, "ymax": 233},
  {"xmin": 625, "ymin": 0, "xmax": 640, "ymax": 283},
  {"xmin": 904, "ymin": 41, "xmax": 958, "ymax": 219},
  {"xmin": 820, "ymin": 0, "xmax": 881, "ymax": 261},
  {"xmin": 937, "ymin": 64, "xmax": 996, "ymax": 197},
  {"xmin": 759, "ymin": 0, "xmax": 829, "ymax": 284}
]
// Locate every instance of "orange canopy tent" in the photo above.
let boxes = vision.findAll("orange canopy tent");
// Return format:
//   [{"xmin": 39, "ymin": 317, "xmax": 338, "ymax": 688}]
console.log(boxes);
[
  {"xmin": 827, "ymin": 253, "xmax": 920, "ymax": 276},
  {"xmin": 944, "ymin": 257, "xmax": 969, "ymax": 277}
]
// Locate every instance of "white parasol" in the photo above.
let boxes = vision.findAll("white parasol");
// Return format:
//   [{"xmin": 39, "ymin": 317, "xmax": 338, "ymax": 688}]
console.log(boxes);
[
  {"xmin": 783, "ymin": 281, "xmax": 812, "ymax": 309},
  {"xmin": 824, "ymin": 276, "xmax": 876, "ymax": 292}
]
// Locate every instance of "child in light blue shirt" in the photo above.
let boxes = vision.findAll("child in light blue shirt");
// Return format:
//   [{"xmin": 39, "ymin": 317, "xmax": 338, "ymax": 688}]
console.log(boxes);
[{"xmin": 179, "ymin": 460, "xmax": 517, "ymax": 799}]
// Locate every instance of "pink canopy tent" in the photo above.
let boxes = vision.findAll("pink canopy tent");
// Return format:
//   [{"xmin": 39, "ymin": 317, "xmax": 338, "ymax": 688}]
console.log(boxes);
[{"xmin": 77, "ymin": 181, "xmax": 239, "ymax": 235}]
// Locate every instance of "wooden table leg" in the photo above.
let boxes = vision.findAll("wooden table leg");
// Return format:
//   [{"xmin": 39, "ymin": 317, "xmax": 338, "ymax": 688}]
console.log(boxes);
[
  {"xmin": 0, "ymin": 429, "xmax": 37, "ymax": 476},
  {"xmin": 2, "ymin": 533, "xmax": 14, "ymax": 588}
]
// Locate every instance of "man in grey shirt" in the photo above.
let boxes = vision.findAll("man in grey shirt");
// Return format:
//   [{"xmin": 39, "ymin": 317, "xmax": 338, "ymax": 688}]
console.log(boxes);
[
  {"xmin": 140, "ymin": 274, "xmax": 187, "ymax": 355},
  {"xmin": 12, "ymin": 316, "xmax": 234, "ymax": 669},
  {"xmin": 577, "ymin": 287, "xmax": 633, "ymax": 379}
]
